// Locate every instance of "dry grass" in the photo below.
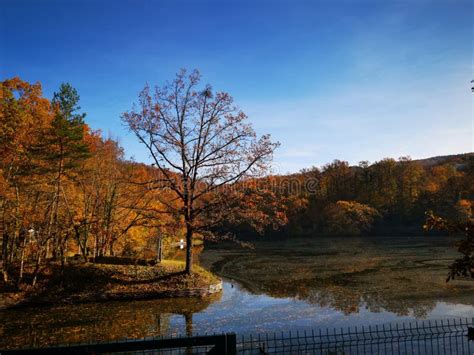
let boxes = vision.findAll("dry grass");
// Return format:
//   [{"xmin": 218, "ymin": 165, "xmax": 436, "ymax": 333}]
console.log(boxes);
[{"xmin": 1, "ymin": 260, "xmax": 220, "ymax": 309}]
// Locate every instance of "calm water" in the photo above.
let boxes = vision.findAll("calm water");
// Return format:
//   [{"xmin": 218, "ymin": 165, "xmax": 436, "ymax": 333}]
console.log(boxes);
[{"xmin": 1, "ymin": 236, "xmax": 473, "ymax": 348}]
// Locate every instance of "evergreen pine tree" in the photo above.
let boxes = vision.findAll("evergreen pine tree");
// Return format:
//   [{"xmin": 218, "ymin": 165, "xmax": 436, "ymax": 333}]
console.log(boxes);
[{"xmin": 30, "ymin": 83, "xmax": 90, "ymax": 261}]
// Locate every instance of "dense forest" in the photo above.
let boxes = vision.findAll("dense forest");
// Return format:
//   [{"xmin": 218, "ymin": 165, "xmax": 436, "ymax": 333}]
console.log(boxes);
[
  {"xmin": 1, "ymin": 77, "xmax": 473, "ymax": 284},
  {"xmin": 230, "ymin": 153, "xmax": 474, "ymax": 239}
]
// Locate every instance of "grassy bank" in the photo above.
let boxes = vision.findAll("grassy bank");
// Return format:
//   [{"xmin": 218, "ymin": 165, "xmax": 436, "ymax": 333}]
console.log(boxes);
[{"xmin": 1, "ymin": 260, "xmax": 221, "ymax": 309}]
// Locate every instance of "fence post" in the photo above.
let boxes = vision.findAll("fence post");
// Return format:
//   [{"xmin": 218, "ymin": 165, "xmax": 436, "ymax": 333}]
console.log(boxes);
[
  {"xmin": 225, "ymin": 333, "xmax": 237, "ymax": 355},
  {"xmin": 207, "ymin": 333, "xmax": 236, "ymax": 355},
  {"xmin": 468, "ymin": 327, "xmax": 474, "ymax": 341}
]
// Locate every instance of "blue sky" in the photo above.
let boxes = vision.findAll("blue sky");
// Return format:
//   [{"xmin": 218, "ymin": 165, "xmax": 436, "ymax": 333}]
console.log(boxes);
[{"xmin": 2, "ymin": 0, "xmax": 472, "ymax": 173}]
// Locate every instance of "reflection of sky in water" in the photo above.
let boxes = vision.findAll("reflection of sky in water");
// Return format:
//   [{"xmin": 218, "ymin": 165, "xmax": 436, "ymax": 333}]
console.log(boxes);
[
  {"xmin": 2, "ymin": 279, "xmax": 474, "ymax": 349},
  {"xmin": 3, "ymin": 235, "xmax": 474, "ymax": 348},
  {"xmin": 167, "ymin": 281, "xmax": 474, "ymax": 335}
]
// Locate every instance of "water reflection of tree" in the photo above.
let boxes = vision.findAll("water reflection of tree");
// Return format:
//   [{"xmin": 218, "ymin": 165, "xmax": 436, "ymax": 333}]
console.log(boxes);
[
  {"xmin": 204, "ymin": 237, "xmax": 474, "ymax": 318},
  {"xmin": 302, "ymin": 288, "xmax": 436, "ymax": 318},
  {"xmin": 0, "ymin": 293, "xmax": 221, "ymax": 349}
]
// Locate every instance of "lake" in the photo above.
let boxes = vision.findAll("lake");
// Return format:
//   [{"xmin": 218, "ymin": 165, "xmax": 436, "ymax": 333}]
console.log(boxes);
[{"xmin": 1, "ymin": 236, "xmax": 473, "ymax": 349}]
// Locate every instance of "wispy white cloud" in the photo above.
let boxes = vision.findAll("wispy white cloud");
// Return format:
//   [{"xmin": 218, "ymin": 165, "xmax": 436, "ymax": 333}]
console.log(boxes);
[
  {"xmin": 236, "ymin": 6, "xmax": 472, "ymax": 173},
  {"xmin": 241, "ymin": 64, "xmax": 472, "ymax": 172}
]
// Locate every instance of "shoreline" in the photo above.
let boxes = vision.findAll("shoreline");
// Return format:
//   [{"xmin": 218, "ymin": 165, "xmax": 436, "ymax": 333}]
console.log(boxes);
[
  {"xmin": 3, "ymin": 280, "xmax": 223, "ymax": 310},
  {"xmin": 0, "ymin": 260, "xmax": 222, "ymax": 310}
]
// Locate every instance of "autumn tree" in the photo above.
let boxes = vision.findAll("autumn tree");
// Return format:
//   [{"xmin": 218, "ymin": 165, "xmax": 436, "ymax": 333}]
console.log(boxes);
[
  {"xmin": 215, "ymin": 176, "xmax": 292, "ymax": 237},
  {"xmin": 0, "ymin": 80, "xmax": 91, "ymax": 283},
  {"xmin": 320, "ymin": 160, "xmax": 354, "ymax": 202},
  {"xmin": 74, "ymin": 135, "xmax": 125, "ymax": 259},
  {"xmin": 0, "ymin": 78, "xmax": 53, "ymax": 282},
  {"xmin": 122, "ymin": 69, "xmax": 278, "ymax": 274},
  {"xmin": 323, "ymin": 200, "xmax": 380, "ymax": 236},
  {"xmin": 425, "ymin": 207, "xmax": 473, "ymax": 281}
]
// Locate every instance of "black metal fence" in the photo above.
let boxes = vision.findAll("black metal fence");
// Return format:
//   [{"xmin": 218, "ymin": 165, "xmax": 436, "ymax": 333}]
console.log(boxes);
[
  {"xmin": 2, "ymin": 318, "xmax": 473, "ymax": 354},
  {"xmin": 238, "ymin": 318, "xmax": 474, "ymax": 354}
]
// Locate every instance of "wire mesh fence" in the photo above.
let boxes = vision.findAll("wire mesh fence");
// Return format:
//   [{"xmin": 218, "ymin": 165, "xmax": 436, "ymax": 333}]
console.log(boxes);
[
  {"xmin": 237, "ymin": 318, "xmax": 474, "ymax": 354},
  {"xmin": 1, "ymin": 318, "xmax": 473, "ymax": 354}
]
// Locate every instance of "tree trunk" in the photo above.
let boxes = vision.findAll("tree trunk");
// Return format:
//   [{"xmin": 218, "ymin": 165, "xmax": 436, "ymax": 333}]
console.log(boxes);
[
  {"xmin": 185, "ymin": 227, "xmax": 193, "ymax": 274},
  {"xmin": 1, "ymin": 232, "xmax": 9, "ymax": 282},
  {"xmin": 45, "ymin": 239, "xmax": 50, "ymax": 260},
  {"xmin": 156, "ymin": 237, "xmax": 162, "ymax": 264},
  {"xmin": 74, "ymin": 225, "xmax": 88, "ymax": 263},
  {"xmin": 184, "ymin": 312, "xmax": 193, "ymax": 355},
  {"xmin": 32, "ymin": 250, "xmax": 42, "ymax": 287},
  {"xmin": 93, "ymin": 235, "xmax": 99, "ymax": 260},
  {"xmin": 60, "ymin": 234, "xmax": 68, "ymax": 274},
  {"xmin": 109, "ymin": 241, "xmax": 115, "ymax": 256},
  {"xmin": 18, "ymin": 232, "xmax": 29, "ymax": 284},
  {"xmin": 185, "ymin": 313, "xmax": 193, "ymax": 336}
]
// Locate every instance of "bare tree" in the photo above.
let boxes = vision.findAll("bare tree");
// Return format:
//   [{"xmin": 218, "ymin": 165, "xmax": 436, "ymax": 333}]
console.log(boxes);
[{"xmin": 122, "ymin": 69, "xmax": 278, "ymax": 273}]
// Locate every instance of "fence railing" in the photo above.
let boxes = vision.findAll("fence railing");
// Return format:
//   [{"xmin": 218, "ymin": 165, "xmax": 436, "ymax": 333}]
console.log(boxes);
[
  {"xmin": 238, "ymin": 318, "xmax": 474, "ymax": 354},
  {"xmin": 1, "ymin": 318, "xmax": 473, "ymax": 354}
]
